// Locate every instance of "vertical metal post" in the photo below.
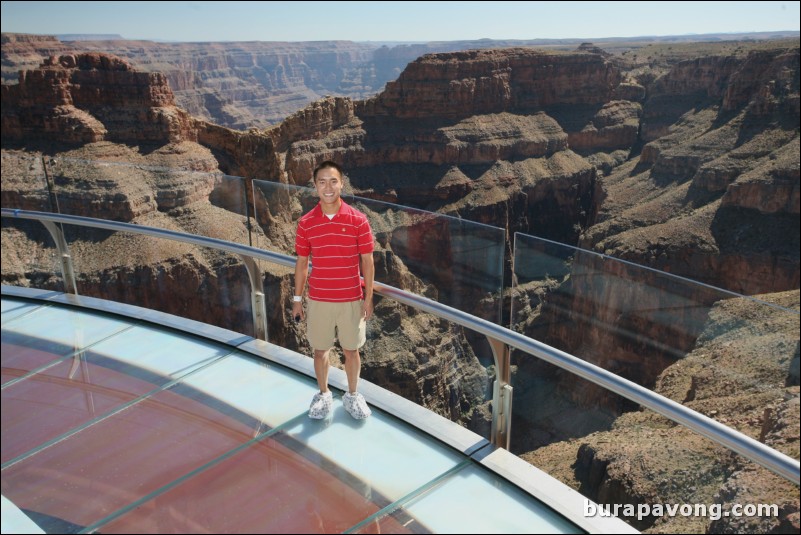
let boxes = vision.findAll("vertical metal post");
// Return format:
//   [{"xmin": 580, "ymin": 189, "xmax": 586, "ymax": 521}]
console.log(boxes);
[
  {"xmin": 239, "ymin": 255, "xmax": 268, "ymax": 341},
  {"xmin": 487, "ymin": 336, "xmax": 513, "ymax": 449},
  {"xmin": 41, "ymin": 220, "xmax": 78, "ymax": 295}
]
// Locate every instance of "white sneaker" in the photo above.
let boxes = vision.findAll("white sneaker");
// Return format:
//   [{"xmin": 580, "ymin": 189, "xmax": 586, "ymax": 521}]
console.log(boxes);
[
  {"xmin": 343, "ymin": 392, "xmax": 372, "ymax": 419},
  {"xmin": 308, "ymin": 391, "xmax": 333, "ymax": 419}
]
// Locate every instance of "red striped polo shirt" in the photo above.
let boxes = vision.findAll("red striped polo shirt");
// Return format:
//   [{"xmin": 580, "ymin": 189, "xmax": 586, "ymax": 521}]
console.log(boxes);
[{"xmin": 295, "ymin": 200, "xmax": 375, "ymax": 302}]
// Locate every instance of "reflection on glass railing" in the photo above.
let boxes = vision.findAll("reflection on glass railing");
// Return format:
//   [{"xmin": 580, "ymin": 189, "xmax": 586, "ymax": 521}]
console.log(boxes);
[
  {"xmin": 2, "ymin": 156, "xmax": 507, "ymax": 323},
  {"xmin": 1, "ymin": 158, "xmax": 262, "ymax": 334},
  {"xmin": 515, "ymin": 233, "xmax": 794, "ymax": 374},
  {"xmin": 1, "ymin": 154, "xmax": 64, "ymax": 288}
]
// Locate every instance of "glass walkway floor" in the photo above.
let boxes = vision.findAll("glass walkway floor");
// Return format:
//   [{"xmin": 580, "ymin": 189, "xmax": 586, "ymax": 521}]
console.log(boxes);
[{"xmin": 1, "ymin": 286, "xmax": 635, "ymax": 534}]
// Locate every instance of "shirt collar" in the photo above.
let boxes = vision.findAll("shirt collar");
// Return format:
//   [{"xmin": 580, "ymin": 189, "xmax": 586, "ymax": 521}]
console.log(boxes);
[{"xmin": 313, "ymin": 199, "xmax": 351, "ymax": 219}]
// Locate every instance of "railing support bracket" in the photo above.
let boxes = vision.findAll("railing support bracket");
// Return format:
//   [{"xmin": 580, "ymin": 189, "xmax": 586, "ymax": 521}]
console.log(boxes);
[{"xmin": 488, "ymin": 336, "xmax": 512, "ymax": 449}]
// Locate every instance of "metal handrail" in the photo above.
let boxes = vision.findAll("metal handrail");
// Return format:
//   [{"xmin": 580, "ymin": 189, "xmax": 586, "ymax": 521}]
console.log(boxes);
[{"xmin": 3, "ymin": 208, "xmax": 799, "ymax": 484}]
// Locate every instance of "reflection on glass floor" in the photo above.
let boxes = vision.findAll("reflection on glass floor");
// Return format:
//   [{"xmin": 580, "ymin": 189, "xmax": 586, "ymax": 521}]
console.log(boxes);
[{"xmin": 1, "ymin": 287, "xmax": 634, "ymax": 534}]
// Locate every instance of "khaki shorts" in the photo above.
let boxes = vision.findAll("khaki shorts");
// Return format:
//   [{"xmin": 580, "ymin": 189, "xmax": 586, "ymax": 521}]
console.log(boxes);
[{"xmin": 306, "ymin": 299, "xmax": 366, "ymax": 351}]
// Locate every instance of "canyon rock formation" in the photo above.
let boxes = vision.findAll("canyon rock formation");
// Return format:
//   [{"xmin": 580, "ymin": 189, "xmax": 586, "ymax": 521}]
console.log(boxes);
[{"xmin": 1, "ymin": 33, "xmax": 379, "ymax": 128}]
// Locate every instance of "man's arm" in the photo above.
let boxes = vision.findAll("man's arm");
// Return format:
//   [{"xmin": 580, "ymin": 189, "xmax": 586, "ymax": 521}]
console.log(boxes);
[
  {"xmin": 293, "ymin": 255, "xmax": 309, "ymax": 320},
  {"xmin": 360, "ymin": 252, "xmax": 374, "ymax": 320}
]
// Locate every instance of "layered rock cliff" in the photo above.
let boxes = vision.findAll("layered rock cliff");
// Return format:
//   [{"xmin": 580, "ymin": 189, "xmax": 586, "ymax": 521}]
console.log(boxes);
[
  {"xmin": 1, "ymin": 53, "xmax": 196, "ymax": 146},
  {"xmin": 1, "ymin": 35, "xmax": 382, "ymax": 128},
  {"xmin": 585, "ymin": 46, "xmax": 800, "ymax": 296},
  {"xmin": 0, "ymin": 33, "xmax": 73, "ymax": 83}
]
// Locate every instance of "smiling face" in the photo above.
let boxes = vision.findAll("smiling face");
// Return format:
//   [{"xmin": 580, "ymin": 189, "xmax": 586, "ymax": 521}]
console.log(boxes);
[{"xmin": 314, "ymin": 165, "xmax": 344, "ymax": 214}]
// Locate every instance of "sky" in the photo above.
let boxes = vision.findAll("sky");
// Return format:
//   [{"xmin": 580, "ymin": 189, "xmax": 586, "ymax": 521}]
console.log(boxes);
[{"xmin": 1, "ymin": 1, "xmax": 799, "ymax": 43}]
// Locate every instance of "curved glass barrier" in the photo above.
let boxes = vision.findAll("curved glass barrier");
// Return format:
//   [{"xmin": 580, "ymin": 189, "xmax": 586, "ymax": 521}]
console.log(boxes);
[
  {"xmin": 0, "ymin": 157, "xmax": 506, "ymax": 439},
  {"xmin": 511, "ymin": 232, "xmax": 799, "ymax": 414},
  {"xmin": 510, "ymin": 231, "xmax": 799, "ymax": 531}
]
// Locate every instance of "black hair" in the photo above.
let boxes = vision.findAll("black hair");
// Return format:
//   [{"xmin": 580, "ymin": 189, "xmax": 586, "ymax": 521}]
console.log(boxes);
[{"xmin": 313, "ymin": 160, "xmax": 343, "ymax": 181}]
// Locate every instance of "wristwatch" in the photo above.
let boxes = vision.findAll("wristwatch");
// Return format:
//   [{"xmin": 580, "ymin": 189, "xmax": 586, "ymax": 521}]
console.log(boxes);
[{"xmin": 292, "ymin": 295, "xmax": 302, "ymax": 302}]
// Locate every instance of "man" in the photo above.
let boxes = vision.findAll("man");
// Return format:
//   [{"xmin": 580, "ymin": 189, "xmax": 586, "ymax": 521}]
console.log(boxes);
[{"xmin": 292, "ymin": 160, "xmax": 375, "ymax": 419}]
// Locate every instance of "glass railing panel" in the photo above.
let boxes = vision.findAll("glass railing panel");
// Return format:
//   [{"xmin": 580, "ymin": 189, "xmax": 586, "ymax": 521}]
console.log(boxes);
[
  {"xmin": 510, "ymin": 232, "xmax": 799, "ymax": 532},
  {"xmin": 42, "ymin": 157, "xmax": 254, "ymax": 243},
  {"xmin": 250, "ymin": 179, "xmax": 505, "ymax": 323},
  {"xmin": 512, "ymin": 233, "xmax": 720, "ymax": 375},
  {"xmin": 249, "ymin": 178, "xmax": 309, "ymax": 257},
  {"xmin": 2, "ymin": 158, "xmax": 260, "ymax": 336},
  {"xmin": 353, "ymin": 463, "xmax": 582, "ymax": 534},
  {"xmin": 0, "ymin": 151, "xmax": 52, "ymax": 211},
  {"xmin": 510, "ymin": 232, "xmax": 799, "ymax": 442},
  {"xmin": 508, "ymin": 352, "xmax": 630, "ymax": 454},
  {"xmin": 53, "ymin": 224, "xmax": 258, "ymax": 337},
  {"xmin": 1, "ymin": 215, "xmax": 65, "ymax": 292},
  {"xmin": 39, "ymin": 158, "xmax": 263, "ymax": 337}
]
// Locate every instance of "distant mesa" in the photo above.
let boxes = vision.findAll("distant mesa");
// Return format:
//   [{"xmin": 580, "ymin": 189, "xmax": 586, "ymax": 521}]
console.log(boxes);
[{"xmin": 57, "ymin": 34, "xmax": 126, "ymax": 41}]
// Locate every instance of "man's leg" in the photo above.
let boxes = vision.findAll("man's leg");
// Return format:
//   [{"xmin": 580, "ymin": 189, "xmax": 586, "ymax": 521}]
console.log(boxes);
[
  {"xmin": 342, "ymin": 348, "xmax": 360, "ymax": 394},
  {"xmin": 339, "ymin": 301, "xmax": 371, "ymax": 419},
  {"xmin": 308, "ymin": 349, "xmax": 334, "ymax": 419},
  {"xmin": 314, "ymin": 348, "xmax": 332, "ymax": 393},
  {"xmin": 342, "ymin": 347, "xmax": 371, "ymax": 419},
  {"xmin": 307, "ymin": 299, "xmax": 335, "ymax": 394},
  {"xmin": 339, "ymin": 300, "xmax": 366, "ymax": 394}
]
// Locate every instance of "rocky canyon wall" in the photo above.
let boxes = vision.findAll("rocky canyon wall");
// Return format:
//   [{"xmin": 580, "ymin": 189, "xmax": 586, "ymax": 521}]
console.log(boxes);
[{"xmin": 1, "ymin": 34, "xmax": 381, "ymax": 128}]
